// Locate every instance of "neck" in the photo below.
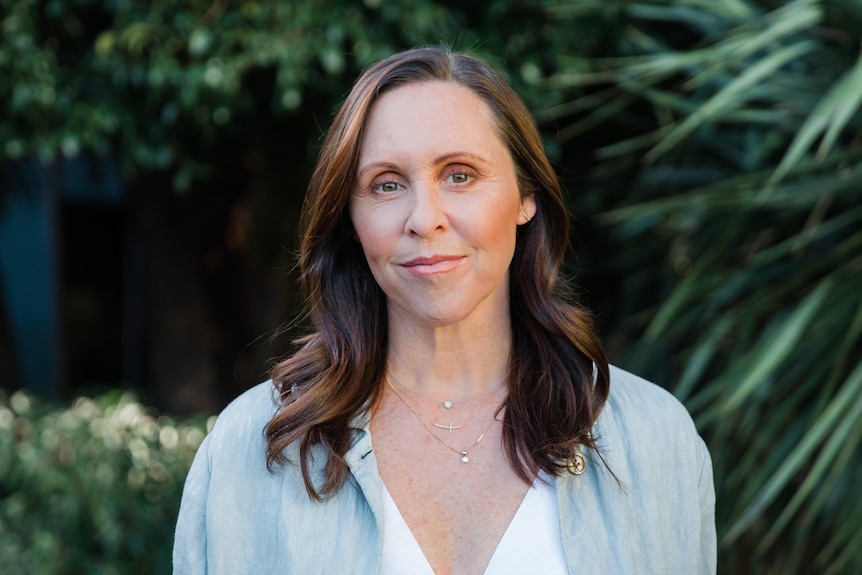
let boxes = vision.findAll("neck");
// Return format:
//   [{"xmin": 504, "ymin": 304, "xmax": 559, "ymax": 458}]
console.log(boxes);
[{"xmin": 386, "ymin": 311, "xmax": 512, "ymax": 400}]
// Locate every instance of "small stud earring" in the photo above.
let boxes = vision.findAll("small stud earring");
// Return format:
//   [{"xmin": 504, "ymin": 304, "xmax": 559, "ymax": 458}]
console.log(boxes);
[{"xmin": 522, "ymin": 211, "xmax": 532, "ymax": 223}]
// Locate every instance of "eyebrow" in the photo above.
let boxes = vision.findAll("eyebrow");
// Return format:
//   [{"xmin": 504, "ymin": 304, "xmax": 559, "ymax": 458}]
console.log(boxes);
[
  {"xmin": 356, "ymin": 151, "xmax": 490, "ymax": 180},
  {"xmin": 431, "ymin": 151, "xmax": 489, "ymax": 166},
  {"xmin": 355, "ymin": 162, "xmax": 398, "ymax": 182}
]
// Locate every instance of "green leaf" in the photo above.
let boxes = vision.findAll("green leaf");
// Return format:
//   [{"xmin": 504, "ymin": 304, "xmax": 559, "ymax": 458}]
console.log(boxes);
[
  {"xmin": 723, "ymin": 354, "xmax": 862, "ymax": 544},
  {"xmin": 758, "ymin": 374, "xmax": 862, "ymax": 549},
  {"xmin": 645, "ymin": 41, "xmax": 817, "ymax": 163},
  {"xmin": 817, "ymin": 52, "xmax": 862, "ymax": 157},
  {"xmin": 720, "ymin": 278, "xmax": 834, "ymax": 412},
  {"xmin": 674, "ymin": 314, "xmax": 735, "ymax": 401},
  {"xmin": 767, "ymin": 51, "xmax": 862, "ymax": 188}
]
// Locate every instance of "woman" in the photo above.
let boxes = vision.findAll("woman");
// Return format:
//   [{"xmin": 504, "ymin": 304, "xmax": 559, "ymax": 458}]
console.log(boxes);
[{"xmin": 174, "ymin": 46, "xmax": 715, "ymax": 575}]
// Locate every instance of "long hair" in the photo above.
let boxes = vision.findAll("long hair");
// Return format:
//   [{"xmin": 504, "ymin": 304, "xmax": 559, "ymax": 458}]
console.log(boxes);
[{"xmin": 265, "ymin": 46, "xmax": 610, "ymax": 500}]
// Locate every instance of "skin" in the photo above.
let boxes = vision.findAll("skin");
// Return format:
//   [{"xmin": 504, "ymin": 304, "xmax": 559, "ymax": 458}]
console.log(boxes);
[{"xmin": 351, "ymin": 81, "xmax": 537, "ymax": 575}]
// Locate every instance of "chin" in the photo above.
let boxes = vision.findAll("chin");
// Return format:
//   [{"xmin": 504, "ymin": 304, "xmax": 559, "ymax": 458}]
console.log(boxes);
[{"xmin": 414, "ymin": 303, "xmax": 492, "ymax": 329}]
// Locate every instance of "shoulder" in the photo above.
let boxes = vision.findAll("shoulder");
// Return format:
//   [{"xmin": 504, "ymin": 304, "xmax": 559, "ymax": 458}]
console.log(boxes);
[
  {"xmin": 603, "ymin": 364, "xmax": 700, "ymax": 439},
  {"xmin": 586, "ymin": 365, "xmax": 712, "ymax": 515},
  {"xmin": 555, "ymin": 366, "xmax": 716, "ymax": 572},
  {"xmin": 203, "ymin": 381, "xmax": 281, "ymax": 467},
  {"xmin": 212, "ymin": 381, "xmax": 279, "ymax": 432},
  {"xmin": 594, "ymin": 364, "xmax": 709, "ymax": 479}
]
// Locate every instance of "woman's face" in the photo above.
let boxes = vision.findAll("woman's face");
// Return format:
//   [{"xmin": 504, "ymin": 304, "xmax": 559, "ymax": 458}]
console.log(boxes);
[{"xmin": 349, "ymin": 81, "xmax": 535, "ymax": 329}]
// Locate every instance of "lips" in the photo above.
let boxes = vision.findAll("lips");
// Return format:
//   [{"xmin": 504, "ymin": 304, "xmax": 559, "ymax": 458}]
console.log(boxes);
[
  {"xmin": 400, "ymin": 254, "xmax": 464, "ymax": 275},
  {"xmin": 402, "ymin": 255, "xmax": 462, "ymax": 266}
]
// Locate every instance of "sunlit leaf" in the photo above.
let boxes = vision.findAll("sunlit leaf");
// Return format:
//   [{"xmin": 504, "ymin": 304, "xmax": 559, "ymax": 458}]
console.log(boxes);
[
  {"xmin": 767, "ymin": 51, "xmax": 862, "ymax": 188},
  {"xmin": 645, "ymin": 41, "xmax": 816, "ymax": 162}
]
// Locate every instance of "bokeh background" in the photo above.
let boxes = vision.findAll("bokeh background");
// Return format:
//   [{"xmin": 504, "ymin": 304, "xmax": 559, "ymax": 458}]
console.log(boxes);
[{"xmin": 1, "ymin": 0, "xmax": 860, "ymax": 573}]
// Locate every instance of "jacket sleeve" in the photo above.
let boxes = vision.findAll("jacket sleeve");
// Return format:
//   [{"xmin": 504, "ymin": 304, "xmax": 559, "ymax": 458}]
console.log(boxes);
[
  {"xmin": 697, "ymin": 437, "xmax": 717, "ymax": 575},
  {"xmin": 173, "ymin": 434, "xmax": 212, "ymax": 575}
]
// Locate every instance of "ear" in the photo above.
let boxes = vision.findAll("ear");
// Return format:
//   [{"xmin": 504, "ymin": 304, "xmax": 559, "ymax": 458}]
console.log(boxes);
[{"xmin": 518, "ymin": 195, "xmax": 537, "ymax": 225}]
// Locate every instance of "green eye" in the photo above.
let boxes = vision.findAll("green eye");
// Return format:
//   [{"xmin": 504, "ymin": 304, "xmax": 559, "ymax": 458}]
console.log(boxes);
[
  {"xmin": 380, "ymin": 182, "xmax": 399, "ymax": 192},
  {"xmin": 451, "ymin": 173, "xmax": 468, "ymax": 184}
]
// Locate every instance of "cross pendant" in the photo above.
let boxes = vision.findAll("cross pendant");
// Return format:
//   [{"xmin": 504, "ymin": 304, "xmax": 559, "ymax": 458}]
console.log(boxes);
[{"xmin": 433, "ymin": 422, "xmax": 462, "ymax": 433}]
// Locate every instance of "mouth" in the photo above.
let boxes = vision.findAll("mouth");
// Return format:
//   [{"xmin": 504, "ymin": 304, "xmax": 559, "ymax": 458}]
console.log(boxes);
[{"xmin": 400, "ymin": 254, "xmax": 465, "ymax": 275}]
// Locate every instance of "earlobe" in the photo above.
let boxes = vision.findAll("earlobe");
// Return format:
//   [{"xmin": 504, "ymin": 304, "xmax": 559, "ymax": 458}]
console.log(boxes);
[{"xmin": 519, "ymin": 196, "xmax": 537, "ymax": 225}]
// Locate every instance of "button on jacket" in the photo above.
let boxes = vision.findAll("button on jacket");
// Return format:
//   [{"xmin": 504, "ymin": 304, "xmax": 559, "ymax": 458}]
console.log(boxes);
[{"xmin": 173, "ymin": 365, "xmax": 716, "ymax": 574}]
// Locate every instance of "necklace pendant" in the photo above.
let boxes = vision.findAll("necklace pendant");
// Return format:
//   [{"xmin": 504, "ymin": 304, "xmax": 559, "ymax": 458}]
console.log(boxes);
[
  {"xmin": 433, "ymin": 422, "xmax": 462, "ymax": 433},
  {"xmin": 460, "ymin": 451, "xmax": 469, "ymax": 463},
  {"xmin": 443, "ymin": 401, "xmax": 453, "ymax": 409}
]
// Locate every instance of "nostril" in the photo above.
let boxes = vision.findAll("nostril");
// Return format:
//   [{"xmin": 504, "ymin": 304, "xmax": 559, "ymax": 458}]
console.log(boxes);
[{"xmin": 404, "ymin": 192, "xmax": 448, "ymax": 237}]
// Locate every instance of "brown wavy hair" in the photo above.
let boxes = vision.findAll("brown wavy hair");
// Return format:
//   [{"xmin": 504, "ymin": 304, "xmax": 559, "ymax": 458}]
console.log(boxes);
[{"xmin": 265, "ymin": 46, "xmax": 610, "ymax": 500}]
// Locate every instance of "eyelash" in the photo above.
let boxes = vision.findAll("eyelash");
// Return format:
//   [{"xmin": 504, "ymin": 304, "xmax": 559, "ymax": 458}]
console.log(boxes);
[
  {"xmin": 368, "ymin": 166, "xmax": 477, "ymax": 193},
  {"xmin": 370, "ymin": 179, "xmax": 405, "ymax": 194},
  {"xmin": 444, "ymin": 167, "xmax": 476, "ymax": 185}
]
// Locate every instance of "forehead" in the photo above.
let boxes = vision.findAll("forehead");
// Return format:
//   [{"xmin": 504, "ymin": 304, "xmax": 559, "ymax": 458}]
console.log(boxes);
[{"xmin": 358, "ymin": 81, "xmax": 506, "ymax": 163}]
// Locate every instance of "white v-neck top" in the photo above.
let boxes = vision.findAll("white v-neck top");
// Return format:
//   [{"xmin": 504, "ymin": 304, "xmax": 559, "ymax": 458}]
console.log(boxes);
[{"xmin": 379, "ymin": 472, "xmax": 569, "ymax": 575}]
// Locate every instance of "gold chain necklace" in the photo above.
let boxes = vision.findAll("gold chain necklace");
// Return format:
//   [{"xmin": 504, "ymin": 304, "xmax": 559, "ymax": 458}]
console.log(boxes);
[
  {"xmin": 388, "ymin": 372, "xmax": 504, "ymax": 432},
  {"xmin": 386, "ymin": 378, "xmax": 500, "ymax": 463},
  {"xmin": 388, "ymin": 371, "xmax": 506, "ymax": 410}
]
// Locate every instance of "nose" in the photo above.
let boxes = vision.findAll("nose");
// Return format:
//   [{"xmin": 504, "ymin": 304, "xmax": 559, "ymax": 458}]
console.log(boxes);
[{"xmin": 404, "ymin": 182, "xmax": 448, "ymax": 238}]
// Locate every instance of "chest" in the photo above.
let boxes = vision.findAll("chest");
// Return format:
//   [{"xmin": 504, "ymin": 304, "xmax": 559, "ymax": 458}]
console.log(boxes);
[
  {"xmin": 371, "ymin": 408, "xmax": 533, "ymax": 574},
  {"xmin": 380, "ymin": 472, "xmax": 570, "ymax": 575}
]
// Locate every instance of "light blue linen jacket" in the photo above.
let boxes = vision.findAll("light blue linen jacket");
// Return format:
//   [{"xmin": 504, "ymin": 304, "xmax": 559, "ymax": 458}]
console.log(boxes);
[{"xmin": 173, "ymin": 365, "xmax": 716, "ymax": 574}]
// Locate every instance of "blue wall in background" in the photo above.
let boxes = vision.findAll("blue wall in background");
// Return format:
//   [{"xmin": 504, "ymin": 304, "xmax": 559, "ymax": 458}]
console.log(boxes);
[
  {"xmin": 0, "ymin": 158, "xmax": 61, "ymax": 395},
  {"xmin": 0, "ymin": 154, "xmax": 124, "ymax": 396}
]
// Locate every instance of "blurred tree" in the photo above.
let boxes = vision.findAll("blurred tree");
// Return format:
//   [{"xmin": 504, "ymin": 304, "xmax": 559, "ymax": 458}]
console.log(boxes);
[
  {"xmin": 534, "ymin": 0, "xmax": 862, "ymax": 573},
  {"xmin": 0, "ymin": 0, "xmax": 629, "ymax": 192}
]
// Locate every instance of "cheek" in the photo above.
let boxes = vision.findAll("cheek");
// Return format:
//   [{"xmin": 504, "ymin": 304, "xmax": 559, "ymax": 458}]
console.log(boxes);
[
  {"xmin": 470, "ymin": 196, "xmax": 521, "ymax": 244},
  {"xmin": 351, "ymin": 209, "xmax": 393, "ymax": 265},
  {"xmin": 349, "ymin": 202, "xmax": 373, "ymax": 247},
  {"xmin": 356, "ymin": 230, "xmax": 384, "ymax": 263}
]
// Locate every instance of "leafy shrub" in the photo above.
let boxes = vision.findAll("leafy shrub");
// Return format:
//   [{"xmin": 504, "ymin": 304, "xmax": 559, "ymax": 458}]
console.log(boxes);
[{"xmin": 0, "ymin": 389, "xmax": 211, "ymax": 575}]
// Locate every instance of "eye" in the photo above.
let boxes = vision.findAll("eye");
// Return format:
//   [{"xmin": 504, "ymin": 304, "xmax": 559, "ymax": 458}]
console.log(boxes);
[
  {"xmin": 379, "ymin": 181, "xmax": 401, "ymax": 193},
  {"xmin": 444, "ymin": 166, "xmax": 476, "ymax": 185},
  {"xmin": 369, "ymin": 176, "xmax": 405, "ymax": 194}
]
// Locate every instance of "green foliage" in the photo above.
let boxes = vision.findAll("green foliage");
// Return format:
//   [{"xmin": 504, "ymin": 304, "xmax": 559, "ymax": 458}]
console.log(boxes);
[
  {"xmin": 0, "ymin": 0, "xmax": 634, "ymax": 190},
  {"xmin": 0, "ymin": 389, "xmax": 210, "ymax": 574},
  {"xmin": 0, "ymin": 0, "xmax": 477, "ymax": 189},
  {"xmin": 538, "ymin": 0, "xmax": 862, "ymax": 572}
]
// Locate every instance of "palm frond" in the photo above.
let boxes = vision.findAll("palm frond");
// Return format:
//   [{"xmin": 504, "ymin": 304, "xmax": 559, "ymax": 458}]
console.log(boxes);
[{"xmin": 538, "ymin": 0, "xmax": 862, "ymax": 572}]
